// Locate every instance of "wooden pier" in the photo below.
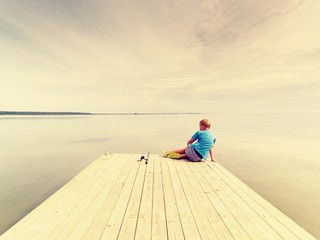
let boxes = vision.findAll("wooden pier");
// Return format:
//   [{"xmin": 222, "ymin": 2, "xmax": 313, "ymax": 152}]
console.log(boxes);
[{"xmin": 0, "ymin": 153, "xmax": 317, "ymax": 240}]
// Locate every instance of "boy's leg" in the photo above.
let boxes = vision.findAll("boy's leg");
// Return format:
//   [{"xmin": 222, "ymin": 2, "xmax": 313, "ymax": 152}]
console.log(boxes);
[
  {"xmin": 164, "ymin": 148, "xmax": 187, "ymax": 159},
  {"xmin": 169, "ymin": 148, "xmax": 186, "ymax": 154},
  {"xmin": 179, "ymin": 154, "xmax": 188, "ymax": 159}
]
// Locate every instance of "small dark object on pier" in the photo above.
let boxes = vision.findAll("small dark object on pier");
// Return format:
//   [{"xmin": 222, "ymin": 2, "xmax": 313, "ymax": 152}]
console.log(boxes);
[{"xmin": 138, "ymin": 151, "xmax": 150, "ymax": 164}]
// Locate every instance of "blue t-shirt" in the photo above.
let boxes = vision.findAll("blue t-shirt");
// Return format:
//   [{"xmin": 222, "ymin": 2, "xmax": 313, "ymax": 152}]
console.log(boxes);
[{"xmin": 191, "ymin": 130, "xmax": 216, "ymax": 159}]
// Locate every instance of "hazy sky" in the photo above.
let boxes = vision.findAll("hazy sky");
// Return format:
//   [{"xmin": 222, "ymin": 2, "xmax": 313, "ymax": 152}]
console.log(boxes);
[{"xmin": 1, "ymin": 0, "xmax": 319, "ymax": 113}]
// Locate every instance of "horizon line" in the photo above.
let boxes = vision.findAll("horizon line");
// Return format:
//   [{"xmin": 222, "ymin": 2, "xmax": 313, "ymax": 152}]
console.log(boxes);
[{"xmin": 0, "ymin": 111, "xmax": 202, "ymax": 116}]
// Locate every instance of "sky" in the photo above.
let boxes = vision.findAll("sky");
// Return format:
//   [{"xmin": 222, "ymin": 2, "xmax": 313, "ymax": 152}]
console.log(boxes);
[{"xmin": 1, "ymin": 0, "xmax": 320, "ymax": 113}]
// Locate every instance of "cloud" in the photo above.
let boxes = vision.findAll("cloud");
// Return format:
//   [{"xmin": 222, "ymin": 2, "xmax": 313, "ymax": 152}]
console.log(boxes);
[
  {"xmin": 283, "ymin": 49, "xmax": 320, "ymax": 65},
  {"xmin": 0, "ymin": 0, "xmax": 319, "ymax": 113}
]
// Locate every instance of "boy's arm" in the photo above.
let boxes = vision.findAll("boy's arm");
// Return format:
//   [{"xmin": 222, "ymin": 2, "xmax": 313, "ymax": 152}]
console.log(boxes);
[
  {"xmin": 187, "ymin": 138, "xmax": 196, "ymax": 145},
  {"xmin": 209, "ymin": 146, "xmax": 216, "ymax": 162}
]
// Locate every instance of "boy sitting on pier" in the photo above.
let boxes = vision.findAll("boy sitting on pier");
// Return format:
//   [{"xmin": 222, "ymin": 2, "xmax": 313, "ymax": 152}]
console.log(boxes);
[{"xmin": 164, "ymin": 119, "xmax": 216, "ymax": 162}]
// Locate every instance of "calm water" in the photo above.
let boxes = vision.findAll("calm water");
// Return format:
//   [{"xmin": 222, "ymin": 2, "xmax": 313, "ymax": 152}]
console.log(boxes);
[{"xmin": 1, "ymin": 113, "xmax": 319, "ymax": 238}]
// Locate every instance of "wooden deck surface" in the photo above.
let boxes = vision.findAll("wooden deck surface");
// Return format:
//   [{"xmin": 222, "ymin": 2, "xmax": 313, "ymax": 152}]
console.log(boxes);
[{"xmin": 1, "ymin": 153, "xmax": 317, "ymax": 240}]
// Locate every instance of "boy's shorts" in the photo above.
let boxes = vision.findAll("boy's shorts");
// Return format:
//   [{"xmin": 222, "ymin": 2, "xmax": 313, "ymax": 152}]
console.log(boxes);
[{"xmin": 185, "ymin": 145, "xmax": 203, "ymax": 162}]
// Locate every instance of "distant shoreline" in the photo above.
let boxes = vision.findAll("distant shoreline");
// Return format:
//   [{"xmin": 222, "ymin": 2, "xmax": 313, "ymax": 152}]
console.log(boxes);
[
  {"xmin": 0, "ymin": 111, "xmax": 201, "ymax": 116},
  {"xmin": 0, "ymin": 111, "xmax": 92, "ymax": 116}
]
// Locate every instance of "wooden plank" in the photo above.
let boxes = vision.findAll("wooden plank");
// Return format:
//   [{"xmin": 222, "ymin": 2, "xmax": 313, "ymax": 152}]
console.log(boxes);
[
  {"xmin": 192, "ymin": 162, "xmax": 251, "ymax": 240},
  {"xmin": 183, "ymin": 161, "xmax": 235, "ymax": 240},
  {"xmin": 173, "ymin": 160, "xmax": 219, "ymax": 240},
  {"xmin": 161, "ymin": 157, "xmax": 185, "ymax": 240},
  {"xmin": 1, "ymin": 154, "xmax": 114, "ymax": 240},
  {"xmin": 195, "ymin": 161, "xmax": 267, "ymax": 239},
  {"xmin": 209, "ymin": 163, "xmax": 300, "ymax": 240},
  {"xmin": 64, "ymin": 154, "xmax": 130, "ymax": 240},
  {"xmin": 166, "ymin": 159, "xmax": 201, "ymax": 240},
  {"xmin": 99, "ymin": 154, "xmax": 142, "ymax": 239},
  {"xmin": 82, "ymin": 154, "xmax": 137, "ymax": 240},
  {"xmin": 199, "ymin": 162, "xmax": 283, "ymax": 240},
  {"xmin": 35, "ymin": 154, "xmax": 125, "ymax": 239},
  {"xmin": 117, "ymin": 156, "xmax": 147, "ymax": 239},
  {"xmin": 45, "ymin": 154, "xmax": 128, "ymax": 240},
  {"xmin": 212, "ymin": 163, "xmax": 317, "ymax": 240},
  {"xmin": 151, "ymin": 156, "xmax": 168, "ymax": 240},
  {"xmin": 135, "ymin": 154, "xmax": 154, "ymax": 239}
]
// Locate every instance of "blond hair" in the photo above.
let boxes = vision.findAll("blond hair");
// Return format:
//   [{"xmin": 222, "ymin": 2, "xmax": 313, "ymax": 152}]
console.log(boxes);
[{"xmin": 200, "ymin": 119, "xmax": 211, "ymax": 129}]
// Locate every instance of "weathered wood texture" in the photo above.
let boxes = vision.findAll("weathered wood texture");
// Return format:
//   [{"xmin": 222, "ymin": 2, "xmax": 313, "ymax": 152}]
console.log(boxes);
[{"xmin": 1, "ymin": 153, "xmax": 316, "ymax": 240}]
